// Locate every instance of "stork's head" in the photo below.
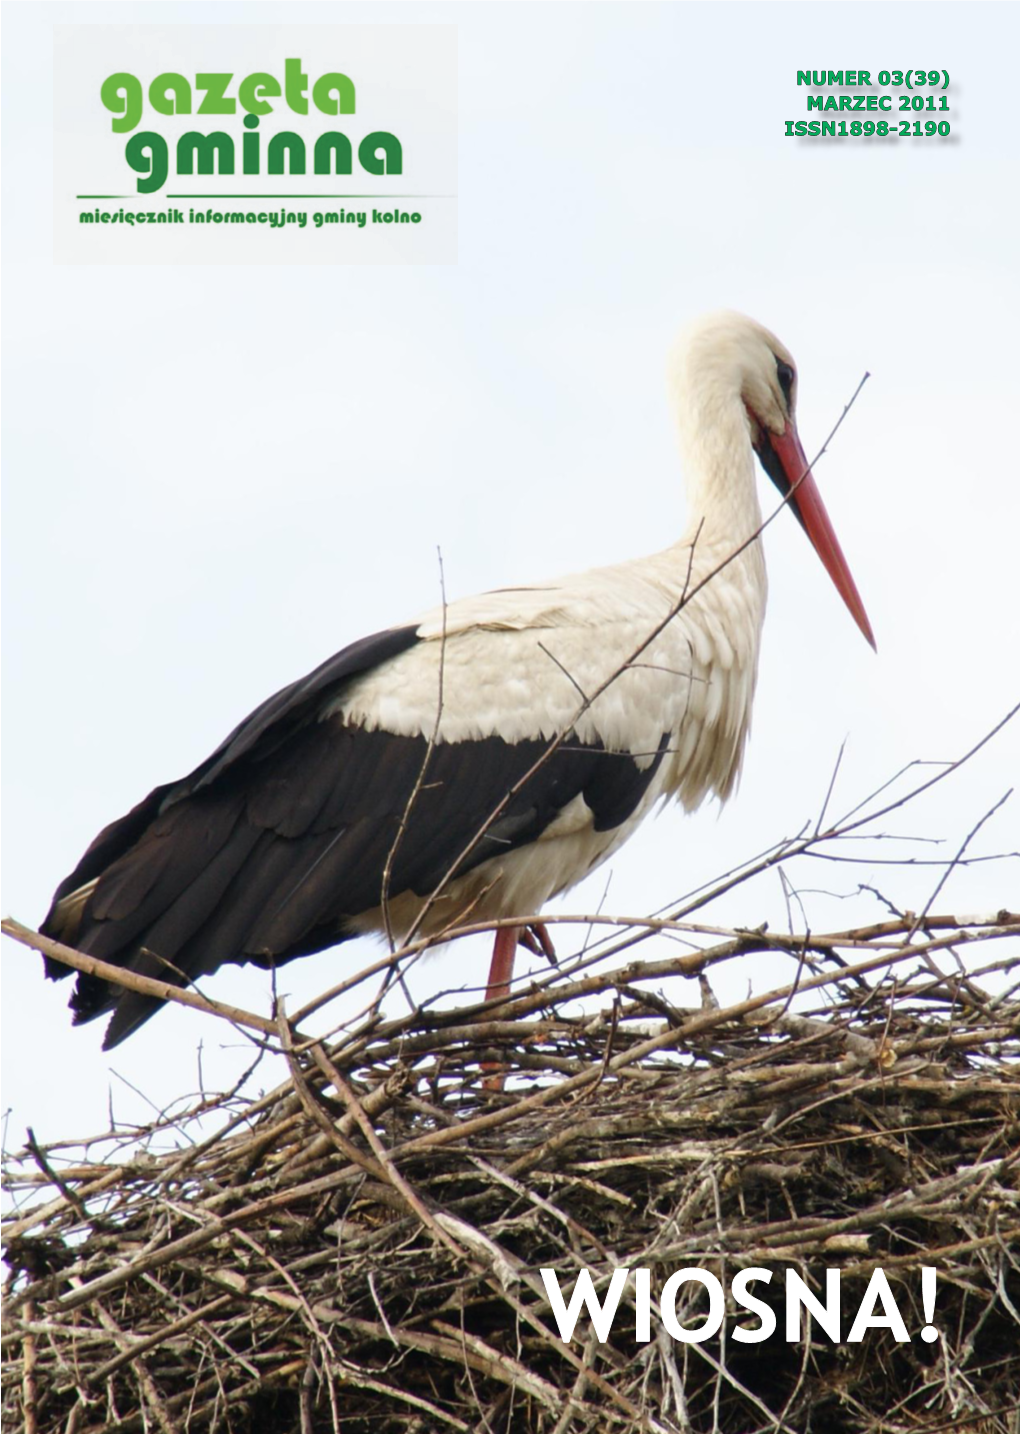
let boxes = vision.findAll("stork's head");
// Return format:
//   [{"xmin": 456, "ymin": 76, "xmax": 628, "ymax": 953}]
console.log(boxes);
[
  {"xmin": 671, "ymin": 310, "xmax": 797, "ymax": 438},
  {"xmin": 670, "ymin": 310, "xmax": 875, "ymax": 649}
]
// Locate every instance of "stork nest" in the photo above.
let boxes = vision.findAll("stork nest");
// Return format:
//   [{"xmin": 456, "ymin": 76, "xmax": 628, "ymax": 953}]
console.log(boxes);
[{"xmin": 3, "ymin": 911, "xmax": 1019, "ymax": 1434}]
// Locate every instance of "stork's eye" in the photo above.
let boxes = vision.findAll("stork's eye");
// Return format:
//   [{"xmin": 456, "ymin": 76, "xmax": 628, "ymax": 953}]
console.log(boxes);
[{"xmin": 776, "ymin": 359, "xmax": 796, "ymax": 407}]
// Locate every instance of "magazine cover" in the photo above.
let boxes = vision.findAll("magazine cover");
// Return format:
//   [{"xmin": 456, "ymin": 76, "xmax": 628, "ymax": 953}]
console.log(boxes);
[{"xmin": 3, "ymin": 4, "xmax": 1018, "ymax": 1430}]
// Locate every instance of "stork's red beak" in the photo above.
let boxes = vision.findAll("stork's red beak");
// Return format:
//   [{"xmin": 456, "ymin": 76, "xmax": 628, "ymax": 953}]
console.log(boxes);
[{"xmin": 768, "ymin": 423, "xmax": 876, "ymax": 650}]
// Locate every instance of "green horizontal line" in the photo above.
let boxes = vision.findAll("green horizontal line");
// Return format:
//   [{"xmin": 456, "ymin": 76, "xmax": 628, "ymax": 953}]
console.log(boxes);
[
  {"xmin": 76, "ymin": 194, "xmax": 455, "ymax": 201},
  {"xmin": 167, "ymin": 193, "xmax": 452, "ymax": 199}
]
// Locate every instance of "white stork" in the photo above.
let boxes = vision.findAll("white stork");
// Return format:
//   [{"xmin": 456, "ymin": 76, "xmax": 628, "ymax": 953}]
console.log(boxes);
[{"xmin": 42, "ymin": 311, "xmax": 874, "ymax": 1048}]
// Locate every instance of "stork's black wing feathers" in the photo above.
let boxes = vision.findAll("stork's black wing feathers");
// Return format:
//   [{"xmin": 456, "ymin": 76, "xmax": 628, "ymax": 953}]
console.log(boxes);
[
  {"xmin": 43, "ymin": 625, "xmax": 422, "ymax": 915},
  {"xmin": 41, "ymin": 623, "xmax": 669, "ymax": 1049}
]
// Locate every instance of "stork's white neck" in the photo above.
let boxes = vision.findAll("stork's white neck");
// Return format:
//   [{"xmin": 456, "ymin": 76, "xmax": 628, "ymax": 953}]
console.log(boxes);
[{"xmin": 674, "ymin": 376, "xmax": 764, "ymax": 552}]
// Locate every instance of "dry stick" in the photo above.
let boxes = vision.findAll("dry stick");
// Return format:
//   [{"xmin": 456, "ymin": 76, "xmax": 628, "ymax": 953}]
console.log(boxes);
[
  {"xmin": 3, "ymin": 986, "xmax": 1004, "ymax": 1244},
  {"xmin": 548, "ymin": 1331, "xmax": 599, "ymax": 1434},
  {"xmin": 93, "ymin": 1357, "xmax": 309, "ymax": 1434},
  {"xmin": 299, "ymin": 1351, "xmax": 317, "ymax": 1434},
  {"xmin": 907, "ymin": 787, "xmax": 1013, "ymax": 951},
  {"xmin": 231, "ymin": 1224, "xmax": 343, "ymax": 1434},
  {"xmin": 140, "ymin": 1269, "xmax": 263, "ymax": 1388},
  {"xmin": 329, "ymin": 1311, "xmax": 569, "ymax": 1416},
  {"xmin": 72, "ymin": 1282, "xmax": 184, "ymax": 1434},
  {"xmin": 468, "ymin": 1152, "xmax": 615, "ymax": 1261},
  {"xmin": 25, "ymin": 1127, "xmax": 89, "ymax": 1224},
  {"xmin": 21, "ymin": 1296, "xmax": 38, "ymax": 1434},
  {"xmin": 155, "ymin": 1032, "xmax": 414, "ymax": 1190},
  {"xmin": 763, "ymin": 1059, "xmax": 1017, "ymax": 1144},
  {"xmin": 197, "ymin": 1263, "xmax": 579, "ymax": 1422},
  {"xmin": 3, "ymin": 1157, "xmax": 156, "ymax": 1246},
  {"xmin": 813, "ymin": 736, "xmax": 848, "ymax": 840},
  {"xmin": 193, "ymin": 1009, "xmax": 519, "ymax": 1330},
  {"xmin": 818, "ymin": 1234, "xmax": 1015, "ymax": 1284},
  {"xmin": 314, "ymin": 1370, "xmax": 471, "ymax": 1432},
  {"xmin": 36, "ymin": 1164, "xmax": 381, "ymax": 1316},
  {"xmin": 291, "ymin": 942, "xmax": 431, "ymax": 1026},
  {"xmin": 305, "ymin": 1031, "xmax": 621, "ymax": 1426},
  {"xmin": 307, "ymin": 1038, "xmax": 654, "ymax": 1425},
  {"xmin": 1, "ymin": 919, "xmax": 280, "ymax": 1042},
  {"xmin": 87, "ymin": 1295, "xmax": 235, "ymax": 1384},
  {"xmin": 3, "ymin": 1078, "xmax": 392, "ymax": 1247},
  {"xmin": 557, "ymin": 864, "xmax": 1017, "ymax": 1006},
  {"xmin": 433, "ymin": 1318, "xmax": 656, "ymax": 1434},
  {"xmin": 318, "ymin": 938, "xmax": 709, "ymax": 1068},
  {"xmin": 304, "ymin": 1042, "xmax": 469, "ymax": 1265},
  {"xmin": 644, "ymin": 1156, "xmax": 1019, "ymax": 1260},
  {"xmin": 906, "ymin": 1403, "xmax": 1020, "ymax": 1434},
  {"xmin": 278, "ymin": 1066, "xmax": 410, "ymax": 1176},
  {"xmin": 275, "ymin": 1005, "xmax": 392, "ymax": 1188},
  {"xmin": 286, "ymin": 913, "xmax": 733, "ymax": 1030}
]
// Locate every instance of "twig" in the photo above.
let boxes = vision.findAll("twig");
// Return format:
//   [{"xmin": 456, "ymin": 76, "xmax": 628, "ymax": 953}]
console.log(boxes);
[{"xmin": 2, "ymin": 919, "xmax": 280, "ymax": 1042}]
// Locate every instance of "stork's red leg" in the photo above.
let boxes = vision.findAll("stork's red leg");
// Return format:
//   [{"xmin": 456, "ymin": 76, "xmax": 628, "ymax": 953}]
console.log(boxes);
[
  {"xmin": 481, "ymin": 924, "xmax": 521, "ymax": 1090},
  {"xmin": 485, "ymin": 923, "xmax": 521, "ymax": 1001}
]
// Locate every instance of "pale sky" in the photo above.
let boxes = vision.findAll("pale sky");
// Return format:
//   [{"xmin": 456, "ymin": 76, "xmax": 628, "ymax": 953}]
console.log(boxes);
[{"xmin": 3, "ymin": 1, "xmax": 1018, "ymax": 1152}]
